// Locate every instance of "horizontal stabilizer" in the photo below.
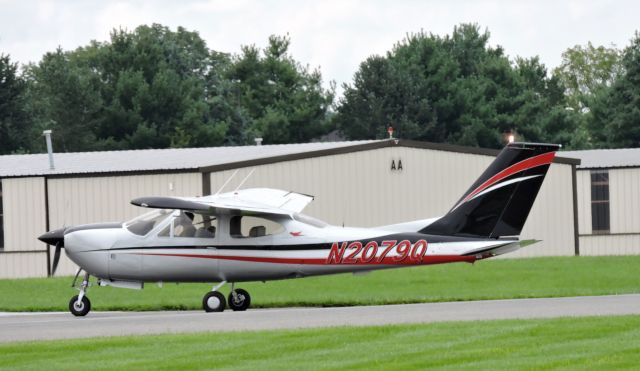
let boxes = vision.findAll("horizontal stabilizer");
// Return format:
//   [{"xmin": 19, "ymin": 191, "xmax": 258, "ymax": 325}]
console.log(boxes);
[{"xmin": 462, "ymin": 239, "xmax": 540, "ymax": 257}]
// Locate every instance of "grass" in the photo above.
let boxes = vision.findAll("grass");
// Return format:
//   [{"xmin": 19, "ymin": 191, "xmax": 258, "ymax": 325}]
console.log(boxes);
[
  {"xmin": 1, "ymin": 256, "xmax": 639, "ymax": 312},
  {"xmin": 1, "ymin": 315, "xmax": 640, "ymax": 370}
]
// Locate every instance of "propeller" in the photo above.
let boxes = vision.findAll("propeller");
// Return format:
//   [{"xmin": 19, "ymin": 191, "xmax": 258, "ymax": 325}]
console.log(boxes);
[
  {"xmin": 51, "ymin": 241, "xmax": 62, "ymax": 276},
  {"xmin": 38, "ymin": 227, "xmax": 66, "ymax": 276}
]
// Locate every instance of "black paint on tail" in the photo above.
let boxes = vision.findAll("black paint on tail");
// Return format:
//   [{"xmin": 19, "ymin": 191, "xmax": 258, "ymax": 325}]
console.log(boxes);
[{"xmin": 420, "ymin": 142, "xmax": 560, "ymax": 238}]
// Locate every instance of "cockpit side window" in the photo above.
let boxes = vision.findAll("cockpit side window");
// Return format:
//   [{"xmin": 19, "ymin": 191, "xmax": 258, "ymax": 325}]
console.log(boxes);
[
  {"xmin": 126, "ymin": 209, "xmax": 171, "ymax": 236},
  {"xmin": 158, "ymin": 212, "xmax": 217, "ymax": 239},
  {"xmin": 230, "ymin": 216, "xmax": 284, "ymax": 238}
]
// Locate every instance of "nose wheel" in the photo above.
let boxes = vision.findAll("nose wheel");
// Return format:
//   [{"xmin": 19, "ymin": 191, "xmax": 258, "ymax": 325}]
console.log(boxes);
[
  {"xmin": 202, "ymin": 281, "xmax": 252, "ymax": 312},
  {"xmin": 69, "ymin": 271, "xmax": 91, "ymax": 316},
  {"xmin": 69, "ymin": 295, "xmax": 91, "ymax": 316}
]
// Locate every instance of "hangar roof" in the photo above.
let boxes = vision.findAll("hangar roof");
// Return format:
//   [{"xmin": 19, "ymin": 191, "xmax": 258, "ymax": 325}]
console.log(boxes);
[
  {"xmin": 0, "ymin": 140, "xmax": 379, "ymax": 177},
  {"xmin": 562, "ymin": 148, "xmax": 640, "ymax": 169},
  {"xmin": 0, "ymin": 139, "xmax": 579, "ymax": 178}
]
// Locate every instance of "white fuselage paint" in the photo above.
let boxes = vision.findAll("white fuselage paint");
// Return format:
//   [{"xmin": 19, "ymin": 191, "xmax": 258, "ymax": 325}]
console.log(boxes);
[{"xmin": 63, "ymin": 213, "xmax": 526, "ymax": 284}]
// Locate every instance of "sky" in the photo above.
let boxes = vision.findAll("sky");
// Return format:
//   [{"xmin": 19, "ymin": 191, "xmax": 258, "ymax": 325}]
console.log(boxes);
[{"xmin": 1, "ymin": 0, "xmax": 638, "ymax": 97}]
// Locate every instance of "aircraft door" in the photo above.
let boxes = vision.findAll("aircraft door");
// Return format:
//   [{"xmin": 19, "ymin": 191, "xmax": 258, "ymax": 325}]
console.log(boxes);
[{"xmin": 139, "ymin": 212, "xmax": 221, "ymax": 281}]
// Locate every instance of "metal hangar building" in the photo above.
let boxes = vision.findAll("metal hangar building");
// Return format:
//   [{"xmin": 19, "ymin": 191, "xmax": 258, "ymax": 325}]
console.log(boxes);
[
  {"xmin": 564, "ymin": 148, "xmax": 640, "ymax": 256},
  {"xmin": 0, "ymin": 139, "xmax": 581, "ymax": 278}
]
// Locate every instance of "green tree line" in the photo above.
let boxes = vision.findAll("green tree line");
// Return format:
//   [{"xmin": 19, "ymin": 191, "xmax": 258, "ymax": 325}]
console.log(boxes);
[{"xmin": 1, "ymin": 23, "xmax": 639, "ymax": 154}]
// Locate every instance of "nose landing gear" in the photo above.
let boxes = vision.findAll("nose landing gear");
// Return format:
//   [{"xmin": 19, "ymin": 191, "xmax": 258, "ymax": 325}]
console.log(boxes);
[
  {"xmin": 69, "ymin": 294, "xmax": 91, "ymax": 316},
  {"xmin": 69, "ymin": 270, "xmax": 91, "ymax": 316},
  {"xmin": 202, "ymin": 281, "xmax": 252, "ymax": 312}
]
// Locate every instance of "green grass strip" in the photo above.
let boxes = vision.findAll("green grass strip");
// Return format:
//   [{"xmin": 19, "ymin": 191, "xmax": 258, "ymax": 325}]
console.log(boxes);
[
  {"xmin": 1, "ymin": 315, "xmax": 640, "ymax": 370},
  {"xmin": 1, "ymin": 256, "xmax": 639, "ymax": 312}
]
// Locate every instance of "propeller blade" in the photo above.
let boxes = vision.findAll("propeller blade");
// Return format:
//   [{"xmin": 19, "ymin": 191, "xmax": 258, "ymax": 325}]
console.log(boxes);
[{"xmin": 52, "ymin": 242, "xmax": 62, "ymax": 276}]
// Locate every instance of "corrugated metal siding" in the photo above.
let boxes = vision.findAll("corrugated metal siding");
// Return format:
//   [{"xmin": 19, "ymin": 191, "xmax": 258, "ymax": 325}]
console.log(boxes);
[
  {"xmin": 210, "ymin": 147, "xmax": 575, "ymax": 257},
  {"xmin": 609, "ymin": 168, "xmax": 640, "ymax": 234},
  {"xmin": 47, "ymin": 173, "xmax": 202, "ymax": 275},
  {"xmin": 576, "ymin": 171, "xmax": 592, "ymax": 235},
  {"xmin": 575, "ymin": 168, "xmax": 640, "ymax": 255},
  {"xmin": 0, "ymin": 178, "xmax": 48, "ymax": 278},
  {"xmin": 2, "ymin": 177, "xmax": 47, "ymax": 251},
  {"xmin": 580, "ymin": 234, "xmax": 640, "ymax": 255},
  {"xmin": 511, "ymin": 164, "xmax": 575, "ymax": 257},
  {"xmin": 0, "ymin": 252, "xmax": 47, "ymax": 278}
]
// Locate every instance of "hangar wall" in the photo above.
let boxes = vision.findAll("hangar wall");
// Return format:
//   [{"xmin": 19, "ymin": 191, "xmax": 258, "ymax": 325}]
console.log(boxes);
[
  {"xmin": 511, "ymin": 164, "xmax": 576, "ymax": 257},
  {"xmin": 576, "ymin": 168, "xmax": 640, "ymax": 255},
  {"xmin": 0, "ymin": 177, "xmax": 48, "ymax": 278},
  {"xmin": 209, "ymin": 146, "xmax": 576, "ymax": 257}
]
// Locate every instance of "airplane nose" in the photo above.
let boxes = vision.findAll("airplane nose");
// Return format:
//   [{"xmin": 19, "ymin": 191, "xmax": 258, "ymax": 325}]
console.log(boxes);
[{"xmin": 38, "ymin": 227, "xmax": 66, "ymax": 246}]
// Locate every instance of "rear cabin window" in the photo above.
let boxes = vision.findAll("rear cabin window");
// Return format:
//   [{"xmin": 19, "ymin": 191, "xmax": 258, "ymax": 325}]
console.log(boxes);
[
  {"xmin": 230, "ymin": 216, "xmax": 284, "ymax": 238},
  {"xmin": 158, "ymin": 212, "xmax": 217, "ymax": 238}
]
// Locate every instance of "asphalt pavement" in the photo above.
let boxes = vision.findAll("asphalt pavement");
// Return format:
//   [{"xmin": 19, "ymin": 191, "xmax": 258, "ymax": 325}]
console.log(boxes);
[{"xmin": 1, "ymin": 294, "xmax": 639, "ymax": 343}]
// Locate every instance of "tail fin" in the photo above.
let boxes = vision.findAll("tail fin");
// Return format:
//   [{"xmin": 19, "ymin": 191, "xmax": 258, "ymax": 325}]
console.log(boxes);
[{"xmin": 420, "ymin": 142, "xmax": 560, "ymax": 238}]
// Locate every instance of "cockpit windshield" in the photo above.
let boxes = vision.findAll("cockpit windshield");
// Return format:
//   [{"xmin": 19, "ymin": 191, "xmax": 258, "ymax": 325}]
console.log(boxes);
[{"xmin": 125, "ymin": 209, "xmax": 172, "ymax": 236}]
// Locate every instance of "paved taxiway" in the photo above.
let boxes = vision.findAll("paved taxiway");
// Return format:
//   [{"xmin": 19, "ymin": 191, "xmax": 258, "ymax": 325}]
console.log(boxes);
[{"xmin": 1, "ymin": 294, "xmax": 639, "ymax": 343}]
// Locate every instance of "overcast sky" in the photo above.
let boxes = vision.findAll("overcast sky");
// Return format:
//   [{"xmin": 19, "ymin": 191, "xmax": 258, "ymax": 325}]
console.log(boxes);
[{"xmin": 1, "ymin": 0, "xmax": 638, "ymax": 97}]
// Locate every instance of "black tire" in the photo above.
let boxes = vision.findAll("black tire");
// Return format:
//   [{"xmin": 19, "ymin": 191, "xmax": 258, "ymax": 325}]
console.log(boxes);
[
  {"xmin": 228, "ymin": 288, "xmax": 251, "ymax": 311},
  {"xmin": 203, "ymin": 291, "xmax": 226, "ymax": 312},
  {"xmin": 69, "ymin": 295, "xmax": 91, "ymax": 317}
]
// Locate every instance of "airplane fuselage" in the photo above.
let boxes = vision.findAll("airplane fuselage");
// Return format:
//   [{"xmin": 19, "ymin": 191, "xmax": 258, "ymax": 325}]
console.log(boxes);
[{"xmin": 62, "ymin": 214, "xmax": 520, "ymax": 285}]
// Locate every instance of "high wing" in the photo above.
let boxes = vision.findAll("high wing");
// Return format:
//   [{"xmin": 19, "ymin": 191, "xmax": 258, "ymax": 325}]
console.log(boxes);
[{"xmin": 131, "ymin": 188, "xmax": 314, "ymax": 216}]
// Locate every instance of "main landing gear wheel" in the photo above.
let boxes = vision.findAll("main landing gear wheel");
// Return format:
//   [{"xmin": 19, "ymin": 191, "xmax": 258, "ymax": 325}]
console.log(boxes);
[
  {"xmin": 228, "ymin": 288, "xmax": 251, "ymax": 311},
  {"xmin": 69, "ymin": 295, "xmax": 91, "ymax": 316},
  {"xmin": 203, "ymin": 291, "xmax": 226, "ymax": 312}
]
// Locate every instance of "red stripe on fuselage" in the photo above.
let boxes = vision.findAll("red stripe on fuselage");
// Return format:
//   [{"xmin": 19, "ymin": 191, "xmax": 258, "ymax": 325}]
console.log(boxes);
[
  {"xmin": 136, "ymin": 252, "xmax": 477, "ymax": 265},
  {"xmin": 458, "ymin": 151, "xmax": 556, "ymax": 207}
]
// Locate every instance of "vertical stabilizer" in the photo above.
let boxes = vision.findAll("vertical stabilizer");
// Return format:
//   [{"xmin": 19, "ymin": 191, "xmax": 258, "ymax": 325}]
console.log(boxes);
[{"xmin": 420, "ymin": 142, "xmax": 560, "ymax": 238}]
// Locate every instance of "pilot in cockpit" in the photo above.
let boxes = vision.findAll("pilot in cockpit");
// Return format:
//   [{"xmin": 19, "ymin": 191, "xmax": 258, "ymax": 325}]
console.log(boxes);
[{"xmin": 175, "ymin": 212, "xmax": 196, "ymax": 237}]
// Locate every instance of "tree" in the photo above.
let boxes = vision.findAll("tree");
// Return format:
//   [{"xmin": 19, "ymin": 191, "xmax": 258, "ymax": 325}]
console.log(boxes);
[
  {"xmin": 590, "ymin": 32, "xmax": 640, "ymax": 148},
  {"xmin": 21, "ymin": 26, "xmax": 333, "ymax": 151},
  {"xmin": 90, "ymin": 24, "xmax": 230, "ymax": 149},
  {"xmin": 22, "ymin": 48, "xmax": 102, "ymax": 152},
  {"xmin": 0, "ymin": 54, "xmax": 32, "ymax": 154},
  {"xmin": 554, "ymin": 42, "xmax": 623, "ymax": 113},
  {"xmin": 335, "ymin": 24, "xmax": 577, "ymax": 148},
  {"xmin": 23, "ymin": 24, "xmax": 231, "ymax": 151},
  {"xmin": 225, "ymin": 34, "xmax": 334, "ymax": 144}
]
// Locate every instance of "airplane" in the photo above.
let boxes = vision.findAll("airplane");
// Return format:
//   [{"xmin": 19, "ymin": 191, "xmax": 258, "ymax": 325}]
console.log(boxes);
[{"xmin": 39, "ymin": 142, "xmax": 560, "ymax": 316}]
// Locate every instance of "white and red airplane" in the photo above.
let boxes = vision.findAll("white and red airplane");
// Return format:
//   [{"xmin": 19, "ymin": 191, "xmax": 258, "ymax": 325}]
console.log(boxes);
[{"xmin": 39, "ymin": 142, "xmax": 559, "ymax": 316}]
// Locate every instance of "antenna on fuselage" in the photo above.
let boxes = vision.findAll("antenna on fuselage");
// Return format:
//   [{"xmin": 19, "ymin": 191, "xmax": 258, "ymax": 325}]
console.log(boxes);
[
  {"xmin": 234, "ymin": 168, "xmax": 255, "ymax": 192},
  {"xmin": 213, "ymin": 169, "xmax": 239, "ymax": 196}
]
